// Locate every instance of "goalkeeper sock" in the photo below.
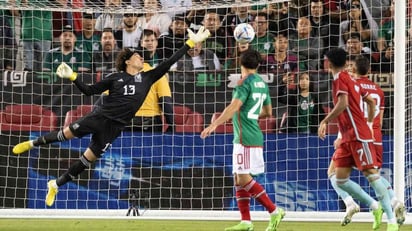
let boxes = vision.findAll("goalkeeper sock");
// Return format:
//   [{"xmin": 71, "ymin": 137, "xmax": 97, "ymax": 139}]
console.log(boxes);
[
  {"xmin": 56, "ymin": 155, "xmax": 91, "ymax": 186},
  {"xmin": 236, "ymin": 186, "xmax": 251, "ymax": 221},
  {"xmin": 244, "ymin": 179, "xmax": 276, "ymax": 213},
  {"xmin": 33, "ymin": 130, "xmax": 67, "ymax": 146}
]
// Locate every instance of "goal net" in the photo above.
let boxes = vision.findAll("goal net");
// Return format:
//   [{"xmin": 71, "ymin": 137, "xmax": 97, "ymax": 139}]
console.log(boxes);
[{"xmin": 0, "ymin": 0, "xmax": 408, "ymax": 222}]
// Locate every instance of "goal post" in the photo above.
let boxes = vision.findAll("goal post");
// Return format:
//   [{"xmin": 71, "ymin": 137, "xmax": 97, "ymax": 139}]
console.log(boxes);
[
  {"xmin": 393, "ymin": 0, "xmax": 406, "ymax": 203},
  {"xmin": 0, "ymin": 0, "xmax": 409, "ymax": 223}
]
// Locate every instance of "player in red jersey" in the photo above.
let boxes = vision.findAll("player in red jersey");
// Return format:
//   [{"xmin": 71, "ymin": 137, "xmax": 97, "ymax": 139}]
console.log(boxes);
[
  {"xmin": 319, "ymin": 48, "xmax": 398, "ymax": 231},
  {"xmin": 328, "ymin": 56, "xmax": 383, "ymax": 229},
  {"xmin": 353, "ymin": 55, "xmax": 405, "ymax": 225}
]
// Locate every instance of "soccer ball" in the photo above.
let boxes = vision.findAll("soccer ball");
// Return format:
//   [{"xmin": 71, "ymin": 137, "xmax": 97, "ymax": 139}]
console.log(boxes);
[{"xmin": 233, "ymin": 23, "xmax": 255, "ymax": 43}]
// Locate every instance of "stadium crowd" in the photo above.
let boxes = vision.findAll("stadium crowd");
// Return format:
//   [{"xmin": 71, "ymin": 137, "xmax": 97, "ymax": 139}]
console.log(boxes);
[{"xmin": 0, "ymin": 0, "xmax": 398, "ymax": 133}]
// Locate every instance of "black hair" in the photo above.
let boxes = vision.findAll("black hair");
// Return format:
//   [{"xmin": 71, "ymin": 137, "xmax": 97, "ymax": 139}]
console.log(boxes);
[
  {"xmin": 325, "ymin": 48, "xmax": 347, "ymax": 68},
  {"xmin": 240, "ymin": 49, "xmax": 261, "ymax": 69},
  {"xmin": 116, "ymin": 48, "xmax": 144, "ymax": 72},
  {"xmin": 355, "ymin": 55, "xmax": 370, "ymax": 75},
  {"xmin": 102, "ymin": 27, "xmax": 113, "ymax": 33},
  {"xmin": 141, "ymin": 29, "xmax": 157, "ymax": 38},
  {"xmin": 255, "ymin": 12, "xmax": 268, "ymax": 20}
]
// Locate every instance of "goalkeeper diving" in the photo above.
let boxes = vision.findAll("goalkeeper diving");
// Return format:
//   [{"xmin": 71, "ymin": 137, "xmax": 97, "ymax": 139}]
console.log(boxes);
[{"xmin": 12, "ymin": 27, "xmax": 211, "ymax": 207}]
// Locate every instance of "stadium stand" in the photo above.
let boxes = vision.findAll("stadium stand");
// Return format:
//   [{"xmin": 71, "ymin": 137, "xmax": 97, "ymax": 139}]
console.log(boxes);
[{"xmin": 0, "ymin": 104, "xmax": 57, "ymax": 131}]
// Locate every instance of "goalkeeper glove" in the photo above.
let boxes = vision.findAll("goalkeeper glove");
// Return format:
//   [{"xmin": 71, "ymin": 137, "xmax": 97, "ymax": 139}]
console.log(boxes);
[
  {"xmin": 56, "ymin": 62, "xmax": 77, "ymax": 81},
  {"xmin": 186, "ymin": 26, "xmax": 211, "ymax": 48}
]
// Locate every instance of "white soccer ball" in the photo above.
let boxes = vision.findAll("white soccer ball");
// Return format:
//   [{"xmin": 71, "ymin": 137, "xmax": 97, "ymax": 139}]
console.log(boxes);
[{"xmin": 233, "ymin": 23, "xmax": 255, "ymax": 44}]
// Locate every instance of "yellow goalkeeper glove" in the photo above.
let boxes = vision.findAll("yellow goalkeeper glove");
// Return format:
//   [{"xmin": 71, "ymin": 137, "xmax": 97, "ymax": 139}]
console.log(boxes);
[
  {"xmin": 186, "ymin": 26, "xmax": 211, "ymax": 48},
  {"xmin": 56, "ymin": 62, "xmax": 77, "ymax": 81}
]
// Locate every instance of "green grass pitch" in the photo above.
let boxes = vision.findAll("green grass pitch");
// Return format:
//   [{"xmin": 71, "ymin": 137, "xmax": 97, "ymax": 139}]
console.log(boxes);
[{"xmin": 1, "ymin": 219, "xmax": 411, "ymax": 231}]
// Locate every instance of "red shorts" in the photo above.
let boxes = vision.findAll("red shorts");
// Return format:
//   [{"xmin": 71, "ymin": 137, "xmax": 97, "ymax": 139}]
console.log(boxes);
[
  {"xmin": 374, "ymin": 144, "xmax": 383, "ymax": 168},
  {"xmin": 333, "ymin": 141, "xmax": 378, "ymax": 171}
]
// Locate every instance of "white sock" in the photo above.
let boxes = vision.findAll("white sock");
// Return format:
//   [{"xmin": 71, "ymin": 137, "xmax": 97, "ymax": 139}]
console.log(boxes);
[
  {"xmin": 370, "ymin": 200, "xmax": 379, "ymax": 210},
  {"xmin": 343, "ymin": 196, "xmax": 356, "ymax": 208}
]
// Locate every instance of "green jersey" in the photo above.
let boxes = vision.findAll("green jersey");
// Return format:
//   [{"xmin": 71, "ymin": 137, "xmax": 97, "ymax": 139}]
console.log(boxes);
[
  {"xmin": 232, "ymin": 73, "xmax": 271, "ymax": 146},
  {"xmin": 297, "ymin": 94, "xmax": 314, "ymax": 133},
  {"xmin": 43, "ymin": 47, "xmax": 91, "ymax": 72}
]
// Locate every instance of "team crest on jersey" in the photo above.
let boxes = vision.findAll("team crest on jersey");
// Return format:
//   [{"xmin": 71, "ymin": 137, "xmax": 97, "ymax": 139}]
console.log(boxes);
[
  {"xmin": 72, "ymin": 123, "xmax": 80, "ymax": 130},
  {"xmin": 134, "ymin": 74, "xmax": 142, "ymax": 82},
  {"xmin": 354, "ymin": 85, "xmax": 360, "ymax": 93}
]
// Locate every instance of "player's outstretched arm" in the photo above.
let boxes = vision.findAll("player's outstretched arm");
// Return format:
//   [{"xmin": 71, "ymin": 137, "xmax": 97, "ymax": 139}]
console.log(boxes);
[
  {"xmin": 56, "ymin": 62, "xmax": 108, "ymax": 96},
  {"xmin": 201, "ymin": 99, "xmax": 242, "ymax": 139},
  {"xmin": 153, "ymin": 26, "xmax": 211, "ymax": 78},
  {"xmin": 318, "ymin": 94, "xmax": 347, "ymax": 140}
]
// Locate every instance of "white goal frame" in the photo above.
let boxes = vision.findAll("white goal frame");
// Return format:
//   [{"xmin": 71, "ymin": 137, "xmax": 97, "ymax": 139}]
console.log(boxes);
[{"xmin": 0, "ymin": 0, "xmax": 409, "ymax": 224}]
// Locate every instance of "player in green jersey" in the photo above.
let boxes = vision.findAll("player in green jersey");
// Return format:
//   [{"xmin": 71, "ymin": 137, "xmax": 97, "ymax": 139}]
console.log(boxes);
[{"xmin": 201, "ymin": 49, "xmax": 285, "ymax": 231}]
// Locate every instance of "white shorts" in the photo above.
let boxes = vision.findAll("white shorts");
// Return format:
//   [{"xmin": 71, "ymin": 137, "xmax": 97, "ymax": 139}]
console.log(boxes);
[{"xmin": 232, "ymin": 143, "xmax": 265, "ymax": 175}]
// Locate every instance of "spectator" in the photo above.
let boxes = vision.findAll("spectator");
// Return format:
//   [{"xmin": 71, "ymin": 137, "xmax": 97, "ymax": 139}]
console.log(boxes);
[
  {"xmin": 338, "ymin": 0, "xmax": 378, "ymax": 52},
  {"xmin": 361, "ymin": 0, "xmax": 390, "ymax": 21},
  {"xmin": 309, "ymin": 0, "xmax": 340, "ymax": 51},
  {"xmin": 289, "ymin": 17, "xmax": 323, "ymax": 71},
  {"xmin": 92, "ymin": 28, "xmax": 119, "ymax": 74},
  {"xmin": 127, "ymin": 62, "xmax": 174, "ymax": 133},
  {"xmin": 376, "ymin": 0, "xmax": 394, "ymax": 53},
  {"xmin": 322, "ymin": 0, "xmax": 348, "ymax": 22},
  {"xmin": 0, "ymin": 8, "xmax": 16, "ymax": 70},
  {"xmin": 20, "ymin": 0, "xmax": 53, "ymax": 71},
  {"xmin": 172, "ymin": 42, "xmax": 221, "ymax": 71},
  {"xmin": 76, "ymin": 12, "xmax": 101, "ymax": 60},
  {"xmin": 136, "ymin": 0, "xmax": 172, "ymax": 36},
  {"xmin": 114, "ymin": 12, "xmax": 142, "ymax": 49},
  {"xmin": 158, "ymin": 14, "xmax": 189, "ymax": 59},
  {"xmin": 262, "ymin": 32, "xmax": 298, "ymax": 75},
  {"xmin": 202, "ymin": 10, "xmax": 233, "ymax": 63},
  {"xmin": 345, "ymin": 32, "xmax": 371, "ymax": 58},
  {"xmin": 224, "ymin": 42, "xmax": 250, "ymax": 72},
  {"xmin": 139, "ymin": 29, "xmax": 162, "ymax": 67},
  {"xmin": 187, "ymin": 0, "xmax": 230, "ymax": 30},
  {"xmin": 95, "ymin": 0, "xmax": 124, "ymax": 31},
  {"xmin": 267, "ymin": 2, "xmax": 296, "ymax": 34},
  {"xmin": 278, "ymin": 72, "xmax": 324, "ymax": 133},
  {"xmin": 159, "ymin": 0, "xmax": 192, "ymax": 17},
  {"xmin": 43, "ymin": 25, "xmax": 91, "ymax": 73},
  {"xmin": 186, "ymin": 4, "xmax": 206, "ymax": 31},
  {"xmin": 250, "ymin": 12, "xmax": 274, "ymax": 60},
  {"xmin": 222, "ymin": 0, "xmax": 254, "ymax": 36},
  {"xmin": 52, "ymin": 1, "xmax": 72, "ymax": 39},
  {"xmin": 372, "ymin": 42, "xmax": 394, "ymax": 73}
]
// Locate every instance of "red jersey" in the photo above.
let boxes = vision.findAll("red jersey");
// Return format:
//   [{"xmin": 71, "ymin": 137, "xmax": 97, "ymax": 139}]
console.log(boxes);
[
  {"xmin": 332, "ymin": 71, "xmax": 374, "ymax": 143},
  {"xmin": 357, "ymin": 76, "xmax": 385, "ymax": 144}
]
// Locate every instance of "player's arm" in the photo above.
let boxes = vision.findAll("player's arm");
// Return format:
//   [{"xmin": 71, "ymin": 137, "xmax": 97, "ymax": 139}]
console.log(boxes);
[
  {"xmin": 322, "ymin": 94, "xmax": 347, "ymax": 124},
  {"xmin": 56, "ymin": 62, "xmax": 110, "ymax": 96},
  {"xmin": 160, "ymin": 96, "xmax": 174, "ymax": 126},
  {"xmin": 260, "ymin": 90, "xmax": 272, "ymax": 119},
  {"xmin": 149, "ymin": 26, "xmax": 211, "ymax": 82},
  {"xmin": 259, "ymin": 104, "xmax": 272, "ymax": 119},
  {"xmin": 379, "ymin": 109, "xmax": 384, "ymax": 129},
  {"xmin": 318, "ymin": 93, "xmax": 347, "ymax": 140},
  {"xmin": 200, "ymin": 98, "xmax": 243, "ymax": 139},
  {"xmin": 363, "ymin": 94, "xmax": 376, "ymax": 124}
]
